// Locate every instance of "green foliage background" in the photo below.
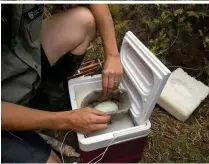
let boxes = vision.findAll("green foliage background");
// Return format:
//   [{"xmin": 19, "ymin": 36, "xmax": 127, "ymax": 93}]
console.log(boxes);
[
  {"xmin": 110, "ymin": 5, "xmax": 209, "ymax": 83},
  {"xmin": 121, "ymin": 5, "xmax": 209, "ymax": 51}
]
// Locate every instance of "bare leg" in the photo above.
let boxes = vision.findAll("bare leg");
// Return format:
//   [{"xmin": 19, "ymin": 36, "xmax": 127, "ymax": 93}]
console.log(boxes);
[
  {"xmin": 41, "ymin": 6, "xmax": 96, "ymax": 66},
  {"xmin": 46, "ymin": 150, "xmax": 62, "ymax": 163},
  {"xmin": 39, "ymin": 8, "xmax": 95, "ymax": 163}
]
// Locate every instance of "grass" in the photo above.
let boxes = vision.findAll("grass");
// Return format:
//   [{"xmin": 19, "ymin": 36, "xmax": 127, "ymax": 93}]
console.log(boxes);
[{"xmin": 141, "ymin": 97, "xmax": 209, "ymax": 163}]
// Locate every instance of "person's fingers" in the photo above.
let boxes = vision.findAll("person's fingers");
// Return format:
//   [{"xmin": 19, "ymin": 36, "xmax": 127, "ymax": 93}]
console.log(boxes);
[
  {"xmin": 102, "ymin": 71, "xmax": 108, "ymax": 95},
  {"xmin": 79, "ymin": 123, "xmax": 109, "ymax": 134},
  {"xmin": 91, "ymin": 115, "xmax": 111, "ymax": 124},
  {"xmin": 78, "ymin": 130, "xmax": 89, "ymax": 135},
  {"xmin": 115, "ymin": 74, "xmax": 121, "ymax": 81},
  {"xmin": 89, "ymin": 124, "xmax": 108, "ymax": 131},
  {"xmin": 113, "ymin": 74, "xmax": 121, "ymax": 90},
  {"xmin": 107, "ymin": 73, "xmax": 114, "ymax": 94}
]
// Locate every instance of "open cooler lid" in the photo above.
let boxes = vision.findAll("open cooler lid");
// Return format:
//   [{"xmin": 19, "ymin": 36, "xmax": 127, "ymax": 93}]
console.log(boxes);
[{"xmin": 120, "ymin": 31, "xmax": 171, "ymax": 125}]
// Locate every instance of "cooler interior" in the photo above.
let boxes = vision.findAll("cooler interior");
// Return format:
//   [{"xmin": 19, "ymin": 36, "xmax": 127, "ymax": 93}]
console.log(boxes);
[
  {"xmin": 69, "ymin": 76, "xmax": 150, "ymax": 163},
  {"xmin": 74, "ymin": 80, "xmax": 137, "ymax": 138}
]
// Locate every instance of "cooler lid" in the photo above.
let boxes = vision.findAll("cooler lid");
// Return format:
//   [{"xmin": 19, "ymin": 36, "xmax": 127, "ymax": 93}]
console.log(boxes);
[{"xmin": 120, "ymin": 31, "xmax": 171, "ymax": 125}]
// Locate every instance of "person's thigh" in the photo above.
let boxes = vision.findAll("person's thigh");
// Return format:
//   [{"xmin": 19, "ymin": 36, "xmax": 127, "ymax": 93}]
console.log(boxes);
[
  {"xmin": 1, "ymin": 130, "xmax": 59, "ymax": 163},
  {"xmin": 41, "ymin": 6, "xmax": 96, "ymax": 66}
]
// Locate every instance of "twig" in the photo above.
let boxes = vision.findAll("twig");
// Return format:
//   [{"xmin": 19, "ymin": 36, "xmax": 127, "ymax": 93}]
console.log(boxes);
[
  {"xmin": 196, "ymin": 69, "xmax": 204, "ymax": 78},
  {"xmin": 157, "ymin": 29, "xmax": 180, "ymax": 56},
  {"xmin": 167, "ymin": 66, "xmax": 201, "ymax": 71},
  {"xmin": 44, "ymin": 8, "xmax": 52, "ymax": 18},
  {"xmin": 195, "ymin": 118, "xmax": 202, "ymax": 127},
  {"xmin": 87, "ymin": 44, "xmax": 94, "ymax": 50},
  {"xmin": 147, "ymin": 152, "xmax": 158, "ymax": 162},
  {"xmin": 163, "ymin": 132, "xmax": 175, "ymax": 140}
]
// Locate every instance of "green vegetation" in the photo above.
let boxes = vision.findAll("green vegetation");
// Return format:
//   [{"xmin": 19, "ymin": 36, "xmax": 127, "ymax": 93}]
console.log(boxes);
[
  {"xmin": 128, "ymin": 5, "xmax": 209, "ymax": 54},
  {"xmin": 87, "ymin": 4, "xmax": 209, "ymax": 84}
]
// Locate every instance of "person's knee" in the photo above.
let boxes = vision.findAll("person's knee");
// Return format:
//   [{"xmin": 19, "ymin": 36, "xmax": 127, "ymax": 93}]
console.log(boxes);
[
  {"xmin": 75, "ymin": 7, "xmax": 96, "ymax": 38},
  {"xmin": 41, "ymin": 6, "xmax": 96, "ymax": 64},
  {"xmin": 69, "ymin": 7, "xmax": 96, "ymax": 55}
]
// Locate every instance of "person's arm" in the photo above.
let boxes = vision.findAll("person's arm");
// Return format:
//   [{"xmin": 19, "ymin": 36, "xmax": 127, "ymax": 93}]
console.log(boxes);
[
  {"xmin": 2, "ymin": 102, "xmax": 63, "ymax": 130},
  {"xmin": 89, "ymin": 5, "xmax": 123, "ymax": 95},
  {"xmin": 1, "ymin": 102, "xmax": 110, "ymax": 134}
]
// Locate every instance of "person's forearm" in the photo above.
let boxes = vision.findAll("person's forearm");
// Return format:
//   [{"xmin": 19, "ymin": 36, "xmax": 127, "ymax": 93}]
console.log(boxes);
[
  {"xmin": 1, "ymin": 102, "xmax": 66, "ymax": 131},
  {"xmin": 89, "ymin": 4, "xmax": 119, "ymax": 57}
]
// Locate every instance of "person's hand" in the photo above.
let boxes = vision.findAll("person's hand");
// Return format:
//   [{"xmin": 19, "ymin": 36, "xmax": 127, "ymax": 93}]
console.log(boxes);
[
  {"xmin": 102, "ymin": 54, "xmax": 123, "ymax": 95},
  {"xmin": 64, "ymin": 108, "xmax": 110, "ymax": 134}
]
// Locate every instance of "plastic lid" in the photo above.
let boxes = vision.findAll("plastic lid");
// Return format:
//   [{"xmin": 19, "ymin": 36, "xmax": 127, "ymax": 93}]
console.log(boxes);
[{"xmin": 120, "ymin": 31, "xmax": 171, "ymax": 125}]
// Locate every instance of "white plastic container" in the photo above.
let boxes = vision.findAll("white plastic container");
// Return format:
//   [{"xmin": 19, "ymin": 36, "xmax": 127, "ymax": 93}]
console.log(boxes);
[{"xmin": 68, "ymin": 31, "xmax": 171, "ymax": 163}]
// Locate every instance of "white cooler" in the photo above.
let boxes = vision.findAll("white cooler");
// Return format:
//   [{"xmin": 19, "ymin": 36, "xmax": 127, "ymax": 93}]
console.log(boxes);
[{"xmin": 68, "ymin": 31, "xmax": 171, "ymax": 163}]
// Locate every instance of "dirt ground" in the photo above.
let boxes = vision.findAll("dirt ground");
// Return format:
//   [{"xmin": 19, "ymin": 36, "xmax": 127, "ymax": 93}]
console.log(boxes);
[{"xmin": 142, "ymin": 97, "xmax": 209, "ymax": 163}]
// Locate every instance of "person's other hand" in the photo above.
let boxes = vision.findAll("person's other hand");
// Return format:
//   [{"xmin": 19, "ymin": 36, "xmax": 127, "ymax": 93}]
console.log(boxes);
[
  {"xmin": 65, "ymin": 108, "xmax": 110, "ymax": 134},
  {"xmin": 102, "ymin": 54, "xmax": 123, "ymax": 95}
]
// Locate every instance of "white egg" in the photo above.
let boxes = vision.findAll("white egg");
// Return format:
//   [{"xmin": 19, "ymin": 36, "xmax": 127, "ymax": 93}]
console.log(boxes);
[{"xmin": 94, "ymin": 101, "xmax": 118, "ymax": 113}]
